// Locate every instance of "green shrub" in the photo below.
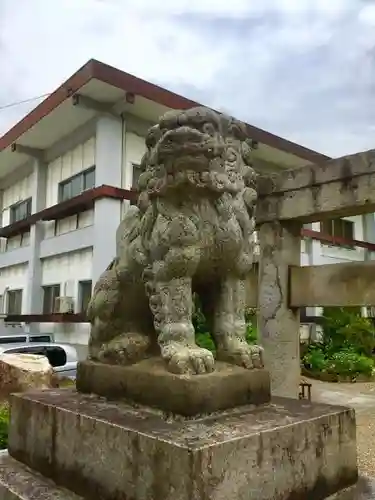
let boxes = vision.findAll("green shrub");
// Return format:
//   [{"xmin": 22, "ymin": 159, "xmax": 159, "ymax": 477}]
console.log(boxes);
[
  {"xmin": 0, "ymin": 405, "xmax": 9, "ymax": 450},
  {"xmin": 303, "ymin": 345, "xmax": 374, "ymax": 378},
  {"xmin": 196, "ymin": 323, "xmax": 258, "ymax": 353},
  {"xmin": 328, "ymin": 349, "xmax": 374, "ymax": 377},
  {"xmin": 303, "ymin": 346, "xmax": 327, "ymax": 372},
  {"xmin": 192, "ymin": 294, "xmax": 207, "ymax": 336},
  {"xmin": 246, "ymin": 321, "xmax": 258, "ymax": 344},
  {"xmin": 195, "ymin": 332, "xmax": 216, "ymax": 352},
  {"xmin": 302, "ymin": 307, "xmax": 375, "ymax": 378},
  {"xmin": 322, "ymin": 307, "xmax": 375, "ymax": 357},
  {"xmin": 193, "ymin": 295, "xmax": 258, "ymax": 352}
]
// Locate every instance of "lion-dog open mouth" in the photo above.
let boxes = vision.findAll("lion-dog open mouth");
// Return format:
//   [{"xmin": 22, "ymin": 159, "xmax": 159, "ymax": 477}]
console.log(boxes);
[{"xmin": 156, "ymin": 125, "xmax": 224, "ymax": 164}]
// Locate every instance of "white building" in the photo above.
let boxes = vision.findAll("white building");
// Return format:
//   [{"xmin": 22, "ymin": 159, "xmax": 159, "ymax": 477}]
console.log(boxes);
[{"xmin": 0, "ymin": 59, "xmax": 374, "ymax": 358}]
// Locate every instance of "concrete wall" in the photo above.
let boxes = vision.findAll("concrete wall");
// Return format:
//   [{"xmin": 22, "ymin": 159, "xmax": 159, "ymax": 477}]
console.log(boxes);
[
  {"xmin": 1, "ymin": 174, "xmax": 33, "ymax": 227},
  {"xmin": 122, "ymin": 131, "xmax": 146, "ymax": 188},
  {"xmin": 0, "ymin": 174, "xmax": 33, "ymax": 253},
  {"xmin": 300, "ymin": 216, "xmax": 374, "ymax": 324},
  {"xmin": 0, "ymin": 113, "xmax": 148, "ymax": 353},
  {"xmin": 39, "ymin": 249, "xmax": 93, "ymax": 361},
  {"xmin": 46, "ymin": 137, "xmax": 96, "ymax": 207},
  {"xmin": 45, "ymin": 137, "xmax": 96, "ymax": 238},
  {"xmin": 41, "ymin": 249, "xmax": 93, "ymax": 291},
  {"xmin": 300, "ymin": 217, "xmax": 367, "ymax": 268},
  {"xmin": 0, "ymin": 263, "xmax": 28, "ymax": 316}
]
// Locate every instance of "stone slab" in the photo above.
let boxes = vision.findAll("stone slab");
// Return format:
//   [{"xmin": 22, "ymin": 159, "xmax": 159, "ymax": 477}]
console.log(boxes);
[
  {"xmin": 329, "ymin": 476, "xmax": 375, "ymax": 499},
  {"xmin": 7, "ymin": 389, "xmax": 357, "ymax": 500},
  {"xmin": 0, "ymin": 460, "xmax": 371, "ymax": 500},
  {"xmin": 76, "ymin": 357, "xmax": 271, "ymax": 416},
  {"xmin": 0, "ymin": 451, "xmax": 82, "ymax": 500}
]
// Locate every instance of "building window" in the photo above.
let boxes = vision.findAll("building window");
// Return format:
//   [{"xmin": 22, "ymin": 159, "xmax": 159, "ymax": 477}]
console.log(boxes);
[
  {"xmin": 9, "ymin": 198, "xmax": 32, "ymax": 224},
  {"xmin": 58, "ymin": 166, "xmax": 96, "ymax": 202},
  {"xmin": 7, "ymin": 290, "xmax": 23, "ymax": 314},
  {"xmin": 320, "ymin": 219, "xmax": 354, "ymax": 242},
  {"xmin": 42, "ymin": 285, "xmax": 61, "ymax": 314},
  {"xmin": 131, "ymin": 163, "xmax": 141, "ymax": 206},
  {"xmin": 83, "ymin": 168, "xmax": 95, "ymax": 191},
  {"xmin": 79, "ymin": 281, "xmax": 92, "ymax": 313}
]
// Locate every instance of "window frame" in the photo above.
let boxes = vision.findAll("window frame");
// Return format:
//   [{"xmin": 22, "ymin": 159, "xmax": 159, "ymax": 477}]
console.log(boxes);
[
  {"xmin": 58, "ymin": 166, "xmax": 96, "ymax": 203},
  {"xmin": 6, "ymin": 289, "xmax": 23, "ymax": 315},
  {"xmin": 320, "ymin": 218, "xmax": 355, "ymax": 248},
  {"xmin": 44, "ymin": 346, "xmax": 67, "ymax": 367},
  {"xmin": 42, "ymin": 284, "xmax": 61, "ymax": 314},
  {"xmin": 9, "ymin": 198, "xmax": 32, "ymax": 224},
  {"xmin": 0, "ymin": 336, "xmax": 28, "ymax": 344},
  {"xmin": 130, "ymin": 163, "xmax": 141, "ymax": 206},
  {"xmin": 78, "ymin": 280, "xmax": 92, "ymax": 314},
  {"xmin": 340, "ymin": 219, "xmax": 355, "ymax": 241},
  {"xmin": 29, "ymin": 335, "xmax": 53, "ymax": 343}
]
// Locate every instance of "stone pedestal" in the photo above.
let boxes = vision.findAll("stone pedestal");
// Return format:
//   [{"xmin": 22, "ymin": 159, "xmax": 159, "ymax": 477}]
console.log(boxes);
[
  {"xmin": 328, "ymin": 477, "xmax": 375, "ymax": 499},
  {"xmin": 0, "ymin": 388, "xmax": 360, "ymax": 500},
  {"xmin": 0, "ymin": 451, "xmax": 80, "ymax": 500},
  {"xmin": 76, "ymin": 358, "xmax": 271, "ymax": 416}
]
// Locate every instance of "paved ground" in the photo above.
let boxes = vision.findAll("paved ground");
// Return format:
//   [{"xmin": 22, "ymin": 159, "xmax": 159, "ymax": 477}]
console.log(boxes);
[{"xmin": 311, "ymin": 379, "xmax": 375, "ymax": 478}]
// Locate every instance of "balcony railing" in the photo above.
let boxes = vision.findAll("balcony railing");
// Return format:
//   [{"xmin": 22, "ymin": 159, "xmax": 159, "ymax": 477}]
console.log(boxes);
[
  {"xmin": 301, "ymin": 228, "xmax": 375, "ymax": 252},
  {"xmin": 0, "ymin": 185, "xmax": 136, "ymax": 239}
]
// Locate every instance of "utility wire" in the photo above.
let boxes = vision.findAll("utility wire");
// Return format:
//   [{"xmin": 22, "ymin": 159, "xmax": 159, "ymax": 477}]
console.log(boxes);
[{"xmin": 0, "ymin": 93, "xmax": 51, "ymax": 112}]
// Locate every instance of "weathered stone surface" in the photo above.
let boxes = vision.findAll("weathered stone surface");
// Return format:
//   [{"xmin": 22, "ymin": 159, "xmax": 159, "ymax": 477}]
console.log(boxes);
[
  {"xmin": 247, "ymin": 260, "xmax": 375, "ymax": 309},
  {"xmin": 257, "ymin": 220, "xmax": 302, "ymax": 398},
  {"xmin": 329, "ymin": 476, "xmax": 375, "ymax": 499},
  {"xmin": 290, "ymin": 261, "xmax": 375, "ymax": 308},
  {"xmin": 257, "ymin": 150, "xmax": 375, "ymax": 198},
  {"xmin": 0, "ymin": 459, "xmax": 371, "ymax": 500},
  {"xmin": 0, "ymin": 354, "xmax": 52, "ymax": 398},
  {"xmin": 256, "ymin": 148, "xmax": 375, "ymax": 223},
  {"xmin": 76, "ymin": 358, "xmax": 270, "ymax": 416},
  {"xmin": 0, "ymin": 451, "xmax": 82, "ymax": 500},
  {"xmin": 8, "ymin": 390, "xmax": 357, "ymax": 500},
  {"xmin": 87, "ymin": 106, "xmax": 263, "ymax": 378}
]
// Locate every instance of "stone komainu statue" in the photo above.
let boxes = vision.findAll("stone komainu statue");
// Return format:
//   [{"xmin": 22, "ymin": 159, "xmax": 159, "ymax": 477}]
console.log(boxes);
[{"xmin": 87, "ymin": 107, "xmax": 263, "ymax": 375}]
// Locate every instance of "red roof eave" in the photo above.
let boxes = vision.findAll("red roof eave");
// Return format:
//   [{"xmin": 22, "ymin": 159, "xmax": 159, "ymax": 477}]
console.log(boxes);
[
  {"xmin": 0, "ymin": 60, "xmax": 94, "ymax": 152},
  {"xmin": 0, "ymin": 59, "xmax": 331, "ymax": 165}
]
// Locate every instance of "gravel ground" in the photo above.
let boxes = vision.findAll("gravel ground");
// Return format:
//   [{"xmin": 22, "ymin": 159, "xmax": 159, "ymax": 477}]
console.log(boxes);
[
  {"xmin": 311, "ymin": 379, "xmax": 375, "ymax": 477},
  {"xmin": 356, "ymin": 413, "xmax": 375, "ymax": 478}
]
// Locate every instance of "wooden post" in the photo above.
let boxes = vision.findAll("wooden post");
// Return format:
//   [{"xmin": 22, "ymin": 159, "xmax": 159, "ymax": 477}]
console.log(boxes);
[{"xmin": 257, "ymin": 220, "xmax": 301, "ymax": 398}]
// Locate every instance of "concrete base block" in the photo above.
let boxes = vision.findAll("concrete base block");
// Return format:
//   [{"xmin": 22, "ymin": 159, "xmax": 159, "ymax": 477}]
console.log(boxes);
[
  {"xmin": 0, "ymin": 452, "xmax": 82, "ymax": 499},
  {"xmin": 7, "ymin": 389, "xmax": 358, "ymax": 500},
  {"xmin": 76, "ymin": 358, "xmax": 271, "ymax": 416},
  {"xmin": 329, "ymin": 476, "xmax": 375, "ymax": 499}
]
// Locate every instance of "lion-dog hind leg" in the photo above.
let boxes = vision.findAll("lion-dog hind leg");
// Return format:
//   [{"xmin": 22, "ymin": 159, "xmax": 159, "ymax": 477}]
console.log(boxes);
[
  {"xmin": 88, "ymin": 262, "xmax": 156, "ymax": 365},
  {"xmin": 210, "ymin": 275, "xmax": 264, "ymax": 369}
]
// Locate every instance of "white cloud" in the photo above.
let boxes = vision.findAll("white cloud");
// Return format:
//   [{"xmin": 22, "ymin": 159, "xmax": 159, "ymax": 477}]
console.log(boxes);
[
  {"xmin": 1, "ymin": 0, "xmax": 375, "ymax": 157},
  {"xmin": 358, "ymin": 3, "xmax": 375, "ymax": 25}
]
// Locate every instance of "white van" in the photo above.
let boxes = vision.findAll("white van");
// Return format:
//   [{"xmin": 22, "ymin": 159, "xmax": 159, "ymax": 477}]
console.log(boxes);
[
  {"xmin": 0, "ymin": 334, "xmax": 54, "ymax": 345},
  {"xmin": 0, "ymin": 342, "xmax": 77, "ymax": 380}
]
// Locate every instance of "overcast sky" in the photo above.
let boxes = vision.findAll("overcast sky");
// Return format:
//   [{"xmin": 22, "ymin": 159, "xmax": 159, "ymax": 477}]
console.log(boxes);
[{"xmin": 1, "ymin": 0, "xmax": 375, "ymax": 158}]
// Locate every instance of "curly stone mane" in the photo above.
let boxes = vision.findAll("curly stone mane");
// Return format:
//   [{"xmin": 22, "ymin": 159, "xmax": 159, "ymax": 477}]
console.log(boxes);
[
  {"xmin": 131, "ymin": 107, "xmax": 257, "ymax": 270},
  {"xmin": 87, "ymin": 106, "xmax": 263, "ymax": 375}
]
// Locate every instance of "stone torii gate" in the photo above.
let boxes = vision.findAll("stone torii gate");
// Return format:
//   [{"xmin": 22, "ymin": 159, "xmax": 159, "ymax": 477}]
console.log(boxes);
[{"xmin": 248, "ymin": 148, "xmax": 375, "ymax": 398}]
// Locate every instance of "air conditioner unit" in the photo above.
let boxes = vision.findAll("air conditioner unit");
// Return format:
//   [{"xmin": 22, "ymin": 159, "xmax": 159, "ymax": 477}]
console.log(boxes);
[{"xmin": 54, "ymin": 296, "xmax": 74, "ymax": 314}]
